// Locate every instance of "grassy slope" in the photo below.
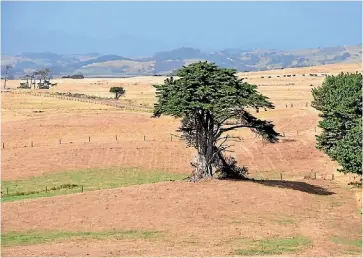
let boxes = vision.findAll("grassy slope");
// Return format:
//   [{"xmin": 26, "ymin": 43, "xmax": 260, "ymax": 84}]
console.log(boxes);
[
  {"xmin": 2, "ymin": 230, "xmax": 161, "ymax": 247},
  {"xmin": 234, "ymin": 236, "xmax": 312, "ymax": 255},
  {"xmin": 2, "ymin": 167, "xmax": 187, "ymax": 202}
]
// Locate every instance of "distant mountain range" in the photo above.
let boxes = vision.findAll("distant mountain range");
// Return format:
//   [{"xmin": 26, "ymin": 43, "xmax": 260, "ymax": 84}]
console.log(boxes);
[{"xmin": 1, "ymin": 44, "xmax": 362, "ymax": 78}]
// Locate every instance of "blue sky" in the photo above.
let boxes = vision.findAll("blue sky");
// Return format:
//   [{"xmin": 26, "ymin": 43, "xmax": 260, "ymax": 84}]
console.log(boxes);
[{"xmin": 2, "ymin": 1, "xmax": 362, "ymax": 55}]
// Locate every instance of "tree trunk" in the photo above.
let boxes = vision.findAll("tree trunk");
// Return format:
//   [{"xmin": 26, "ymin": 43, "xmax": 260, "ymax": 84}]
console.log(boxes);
[
  {"xmin": 191, "ymin": 150, "xmax": 215, "ymax": 181},
  {"xmin": 189, "ymin": 112, "xmax": 217, "ymax": 181},
  {"xmin": 4, "ymin": 71, "xmax": 8, "ymax": 89},
  {"xmin": 193, "ymin": 153, "xmax": 209, "ymax": 180}
]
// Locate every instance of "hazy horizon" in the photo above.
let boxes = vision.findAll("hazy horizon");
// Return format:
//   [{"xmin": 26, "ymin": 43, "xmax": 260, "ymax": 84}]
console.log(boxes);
[{"xmin": 2, "ymin": 1, "xmax": 362, "ymax": 56}]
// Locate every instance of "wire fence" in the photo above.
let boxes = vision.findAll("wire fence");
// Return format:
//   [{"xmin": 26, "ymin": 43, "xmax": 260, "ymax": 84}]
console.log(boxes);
[
  {"xmin": 8, "ymin": 90, "xmax": 314, "ymax": 111},
  {"xmin": 2, "ymin": 184, "xmax": 85, "ymax": 199},
  {"xmin": 2, "ymin": 170, "xmax": 339, "ymax": 201},
  {"xmin": 1, "ymin": 125, "xmax": 320, "ymax": 150},
  {"xmin": 9, "ymin": 90, "xmax": 154, "ymax": 112},
  {"xmin": 1, "ymin": 129, "xmax": 328, "ymax": 185}
]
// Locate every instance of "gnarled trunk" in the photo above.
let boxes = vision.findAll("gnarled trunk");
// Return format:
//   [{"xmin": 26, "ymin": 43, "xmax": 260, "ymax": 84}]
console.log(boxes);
[
  {"xmin": 192, "ymin": 153, "xmax": 212, "ymax": 180},
  {"xmin": 189, "ymin": 111, "xmax": 218, "ymax": 181}
]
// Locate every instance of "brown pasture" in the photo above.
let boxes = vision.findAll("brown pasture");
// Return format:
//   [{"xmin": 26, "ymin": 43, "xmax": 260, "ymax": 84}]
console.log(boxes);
[{"xmin": 1, "ymin": 63, "xmax": 362, "ymax": 256}]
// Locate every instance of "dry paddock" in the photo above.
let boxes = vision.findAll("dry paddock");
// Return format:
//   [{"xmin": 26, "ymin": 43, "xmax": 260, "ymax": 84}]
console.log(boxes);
[{"xmin": 1, "ymin": 63, "xmax": 362, "ymax": 256}]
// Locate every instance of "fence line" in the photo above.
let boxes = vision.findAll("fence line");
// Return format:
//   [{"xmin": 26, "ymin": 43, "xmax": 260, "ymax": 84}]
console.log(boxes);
[
  {"xmin": 2, "ymin": 134, "xmax": 324, "ymax": 179},
  {"xmin": 9, "ymin": 90, "xmax": 313, "ymax": 111},
  {"xmin": 9, "ymin": 90, "xmax": 153, "ymax": 112},
  {"xmin": 1, "ymin": 184, "xmax": 84, "ymax": 199},
  {"xmin": 2, "ymin": 132, "xmax": 338, "ymax": 200},
  {"xmin": 3, "ymin": 136, "xmax": 327, "ymax": 184},
  {"xmin": 1, "ymin": 168, "xmax": 337, "ymax": 199},
  {"xmin": 2, "ymin": 126, "xmax": 319, "ymax": 150}
]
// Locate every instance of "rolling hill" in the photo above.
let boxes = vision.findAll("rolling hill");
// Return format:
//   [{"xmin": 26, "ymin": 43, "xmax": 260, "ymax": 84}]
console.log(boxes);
[{"xmin": 1, "ymin": 44, "xmax": 361, "ymax": 78}]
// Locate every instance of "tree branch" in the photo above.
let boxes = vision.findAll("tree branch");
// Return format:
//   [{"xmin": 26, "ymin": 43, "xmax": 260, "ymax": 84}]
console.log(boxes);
[{"xmin": 220, "ymin": 124, "xmax": 252, "ymax": 133}]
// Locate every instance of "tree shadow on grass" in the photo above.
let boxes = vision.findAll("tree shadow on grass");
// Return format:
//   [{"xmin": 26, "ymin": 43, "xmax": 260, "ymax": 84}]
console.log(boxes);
[{"xmin": 222, "ymin": 178, "xmax": 335, "ymax": 195}]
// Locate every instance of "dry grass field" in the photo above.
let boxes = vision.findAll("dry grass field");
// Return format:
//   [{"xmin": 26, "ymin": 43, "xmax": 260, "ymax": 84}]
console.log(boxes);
[{"xmin": 1, "ymin": 63, "xmax": 362, "ymax": 256}]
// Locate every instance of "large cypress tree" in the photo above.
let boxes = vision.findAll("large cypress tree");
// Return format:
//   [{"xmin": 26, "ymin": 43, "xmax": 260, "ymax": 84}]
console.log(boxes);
[
  {"xmin": 312, "ymin": 72, "xmax": 362, "ymax": 175},
  {"xmin": 153, "ymin": 62, "xmax": 280, "ymax": 181}
]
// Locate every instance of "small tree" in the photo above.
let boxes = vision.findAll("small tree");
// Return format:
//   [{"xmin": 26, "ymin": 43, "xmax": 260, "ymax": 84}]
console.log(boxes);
[
  {"xmin": 18, "ymin": 75, "xmax": 31, "ymax": 89},
  {"xmin": 38, "ymin": 70, "xmax": 47, "ymax": 84},
  {"xmin": 109, "ymin": 87, "xmax": 125, "ymax": 99},
  {"xmin": 25, "ymin": 75, "xmax": 30, "ymax": 85},
  {"xmin": 3, "ymin": 65, "xmax": 12, "ymax": 89},
  {"xmin": 31, "ymin": 71, "xmax": 38, "ymax": 89},
  {"xmin": 44, "ymin": 68, "xmax": 51, "ymax": 82},
  {"xmin": 153, "ymin": 62, "xmax": 280, "ymax": 181},
  {"xmin": 312, "ymin": 72, "xmax": 362, "ymax": 175}
]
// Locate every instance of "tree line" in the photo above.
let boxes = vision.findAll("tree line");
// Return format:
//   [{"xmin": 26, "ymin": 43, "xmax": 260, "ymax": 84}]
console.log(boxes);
[{"xmin": 17, "ymin": 68, "xmax": 55, "ymax": 89}]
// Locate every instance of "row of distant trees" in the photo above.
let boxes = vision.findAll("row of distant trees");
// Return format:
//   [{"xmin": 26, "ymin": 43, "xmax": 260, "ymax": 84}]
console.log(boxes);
[
  {"xmin": 61, "ymin": 73, "xmax": 84, "ymax": 79},
  {"xmin": 19, "ymin": 69, "xmax": 53, "ymax": 89},
  {"xmin": 3, "ymin": 66, "xmax": 53, "ymax": 89},
  {"xmin": 3, "ymin": 66, "xmax": 86, "ymax": 89}
]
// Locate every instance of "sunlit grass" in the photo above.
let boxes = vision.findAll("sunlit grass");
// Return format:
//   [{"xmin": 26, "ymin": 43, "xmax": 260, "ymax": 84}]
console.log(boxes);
[
  {"xmin": 2, "ymin": 167, "xmax": 187, "ymax": 202},
  {"xmin": 235, "ymin": 236, "xmax": 312, "ymax": 255},
  {"xmin": 2, "ymin": 230, "xmax": 161, "ymax": 247}
]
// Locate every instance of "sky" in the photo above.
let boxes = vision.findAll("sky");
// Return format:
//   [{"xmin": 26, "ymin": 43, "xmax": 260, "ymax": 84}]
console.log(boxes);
[{"xmin": 2, "ymin": 1, "xmax": 362, "ymax": 56}]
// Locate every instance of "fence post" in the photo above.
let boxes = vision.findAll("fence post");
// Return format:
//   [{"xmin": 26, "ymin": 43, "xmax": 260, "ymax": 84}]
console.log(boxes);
[
  {"xmin": 88, "ymin": 136, "xmax": 91, "ymax": 142},
  {"xmin": 31, "ymin": 141, "xmax": 33, "ymax": 147},
  {"xmin": 116, "ymin": 135, "xmax": 118, "ymax": 141},
  {"xmin": 170, "ymin": 135, "xmax": 173, "ymax": 141},
  {"xmin": 280, "ymin": 173, "xmax": 282, "ymax": 180},
  {"xmin": 45, "ymin": 186, "xmax": 48, "ymax": 193},
  {"xmin": 285, "ymin": 104, "xmax": 288, "ymax": 108},
  {"xmin": 144, "ymin": 135, "xmax": 146, "ymax": 141},
  {"xmin": 332, "ymin": 174, "xmax": 334, "ymax": 180},
  {"xmin": 81, "ymin": 185, "xmax": 84, "ymax": 193},
  {"xmin": 314, "ymin": 172, "xmax": 317, "ymax": 179},
  {"xmin": 2, "ymin": 142, "xmax": 4, "ymax": 149},
  {"xmin": 291, "ymin": 103, "xmax": 293, "ymax": 108},
  {"xmin": 59, "ymin": 139, "xmax": 61, "ymax": 145}
]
